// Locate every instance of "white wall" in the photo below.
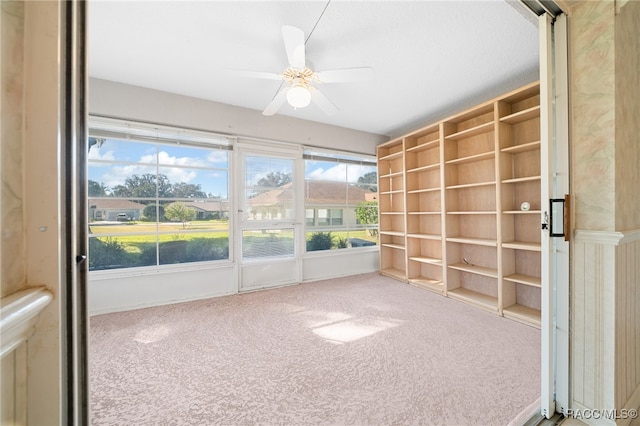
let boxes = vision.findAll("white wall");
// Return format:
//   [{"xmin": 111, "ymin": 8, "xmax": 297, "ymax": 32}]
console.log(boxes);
[
  {"xmin": 88, "ymin": 79, "xmax": 385, "ymax": 314},
  {"xmin": 303, "ymin": 249, "xmax": 379, "ymax": 282},
  {"xmin": 89, "ymin": 264, "xmax": 237, "ymax": 315},
  {"xmin": 89, "ymin": 78, "xmax": 388, "ymax": 154}
]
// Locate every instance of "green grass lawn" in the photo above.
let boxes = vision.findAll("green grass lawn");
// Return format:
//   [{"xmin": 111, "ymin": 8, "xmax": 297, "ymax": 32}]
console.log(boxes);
[
  {"xmin": 89, "ymin": 219, "xmax": 230, "ymax": 234},
  {"xmin": 90, "ymin": 220, "xmax": 377, "ymax": 245},
  {"xmin": 89, "ymin": 222, "xmax": 378, "ymax": 266},
  {"xmin": 89, "ymin": 226, "xmax": 378, "ymax": 271}
]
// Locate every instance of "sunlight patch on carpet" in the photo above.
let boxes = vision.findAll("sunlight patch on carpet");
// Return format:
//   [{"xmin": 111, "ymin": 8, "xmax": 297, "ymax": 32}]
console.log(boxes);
[
  {"xmin": 133, "ymin": 324, "xmax": 173, "ymax": 344},
  {"xmin": 312, "ymin": 316, "xmax": 404, "ymax": 344},
  {"xmin": 295, "ymin": 309, "xmax": 353, "ymax": 328}
]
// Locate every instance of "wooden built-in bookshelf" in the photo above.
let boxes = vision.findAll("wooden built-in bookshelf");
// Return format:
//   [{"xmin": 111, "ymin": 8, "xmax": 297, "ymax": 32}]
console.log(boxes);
[{"xmin": 376, "ymin": 81, "xmax": 543, "ymax": 328}]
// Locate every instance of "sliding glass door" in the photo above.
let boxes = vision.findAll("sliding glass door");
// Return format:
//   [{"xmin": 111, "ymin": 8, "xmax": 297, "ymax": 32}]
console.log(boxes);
[
  {"xmin": 540, "ymin": 12, "xmax": 570, "ymax": 418},
  {"xmin": 237, "ymin": 144, "xmax": 301, "ymax": 291}
]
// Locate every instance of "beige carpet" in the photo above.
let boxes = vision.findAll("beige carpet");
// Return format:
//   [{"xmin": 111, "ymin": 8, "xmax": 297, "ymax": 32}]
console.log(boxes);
[{"xmin": 90, "ymin": 273, "xmax": 540, "ymax": 425}]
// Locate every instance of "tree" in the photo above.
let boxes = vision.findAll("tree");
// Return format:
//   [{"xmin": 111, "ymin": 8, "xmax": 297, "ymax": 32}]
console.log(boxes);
[
  {"xmin": 257, "ymin": 171, "xmax": 292, "ymax": 188},
  {"xmin": 171, "ymin": 182, "xmax": 207, "ymax": 199},
  {"xmin": 88, "ymin": 137, "xmax": 106, "ymax": 151},
  {"xmin": 143, "ymin": 204, "xmax": 165, "ymax": 221},
  {"xmin": 111, "ymin": 184, "xmax": 131, "ymax": 198},
  {"xmin": 112, "ymin": 173, "xmax": 172, "ymax": 198},
  {"xmin": 355, "ymin": 201, "xmax": 378, "ymax": 237},
  {"xmin": 88, "ymin": 179, "xmax": 109, "ymax": 197},
  {"xmin": 356, "ymin": 171, "xmax": 378, "ymax": 192},
  {"xmin": 165, "ymin": 202, "xmax": 196, "ymax": 229}
]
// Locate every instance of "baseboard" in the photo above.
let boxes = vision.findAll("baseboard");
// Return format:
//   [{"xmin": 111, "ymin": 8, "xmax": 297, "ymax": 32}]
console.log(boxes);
[
  {"xmin": 618, "ymin": 384, "xmax": 640, "ymax": 426},
  {"xmin": 509, "ymin": 397, "xmax": 541, "ymax": 426}
]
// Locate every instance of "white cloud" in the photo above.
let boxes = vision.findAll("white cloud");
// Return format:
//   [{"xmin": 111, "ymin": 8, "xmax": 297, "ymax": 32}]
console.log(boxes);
[
  {"xmin": 307, "ymin": 164, "xmax": 346, "ymax": 182},
  {"xmin": 347, "ymin": 165, "xmax": 374, "ymax": 183},
  {"xmin": 159, "ymin": 167, "xmax": 198, "ymax": 184},
  {"xmin": 306, "ymin": 163, "xmax": 376, "ymax": 183},
  {"xmin": 88, "ymin": 145, "xmax": 115, "ymax": 161},
  {"xmin": 207, "ymin": 151, "xmax": 228, "ymax": 164},
  {"xmin": 101, "ymin": 164, "xmax": 155, "ymax": 188},
  {"xmin": 157, "ymin": 150, "xmax": 208, "ymax": 167}
]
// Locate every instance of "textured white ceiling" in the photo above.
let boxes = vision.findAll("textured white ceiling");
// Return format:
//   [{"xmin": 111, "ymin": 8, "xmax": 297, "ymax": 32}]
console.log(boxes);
[{"xmin": 88, "ymin": 1, "xmax": 539, "ymax": 137}]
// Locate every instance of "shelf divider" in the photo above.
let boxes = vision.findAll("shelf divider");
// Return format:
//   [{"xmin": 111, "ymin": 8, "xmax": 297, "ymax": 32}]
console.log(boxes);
[
  {"xmin": 499, "ymin": 105, "xmax": 541, "ymax": 124},
  {"xmin": 447, "ymin": 287, "xmax": 497, "ymax": 310},
  {"xmin": 503, "ymin": 273, "xmax": 541, "ymax": 287},
  {"xmin": 409, "ymin": 256, "xmax": 442, "ymax": 265},
  {"xmin": 448, "ymin": 263, "xmax": 498, "ymax": 278},
  {"xmin": 445, "ymin": 121, "xmax": 494, "ymax": 140}
]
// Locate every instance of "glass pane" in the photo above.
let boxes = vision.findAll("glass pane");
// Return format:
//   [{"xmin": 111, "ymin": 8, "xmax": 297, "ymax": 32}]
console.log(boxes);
[
  {"xmin": 178, "ymin": 200, "xmax": 230, "ymax": 224},
  {"xmin": 154, "ymin": 201, "xmax": 229, "ymax": 231},
  {"xmin": 305, "ymin": 229, "xmax": 378, "ymax": 252},
  {"xmin": 88, "ymin": 138, "xmax": 156, "ymax": 164},
  {"xmin": 159, "ymin": 233, "xmax": 229, "ymax": 265},
  {"xmin": 347, "ymin": 164, "xmax": 378, "ymax": 186},
  {"xmin": 243, "ymin": 155, "xmax": 294, "ymax": 222},
  {"xmin": 88, "ymin": 235, "xmax": 156, "ymax": 271},
  {"xmin": 157, "ymin": 167, "xmax": 228, "ymax": 199},
  {"xmin": 306, "ymin": 231, "xmax": 337, "ymax": 251},
  {"xmin": 346, "ymin": 229, "xmax": 379, "ymax": 247},
  {"xmin": 88, "ymin": 198, "xmax": 147, "ymax": 230},
  {"xmin": 348, "ymin": 183, "xmax": 377, "ymax": 206},
  {"xmin": 242, "ymin": 229, "xmax": 294, "ymax": 259},
  {"xmin": 305, "ymin": 160, "xmax": 346, "ymax": 182},
  {"xmin": 88, "ymin": 163, "xmax": 158, "ymax": 198},
  {"xmin": 245, "ymin": 156, "xmax": 293, "ymax": 188},
  {"xmin": 354, "ymin": 201, "xmax": 379, "ymax": 226},
  {"xmin": 88, "ymin": 128, "xmax": 231, "ymax": 271},
  {"xmin": 303, "ymin": 151, "xmax": 379, "ymax": 251},
  {"xmin": 157, "ymin": 144, "xmax": 229, "ymax": 168},
  {"xmin": 244, "ymin": 189, "xmax": 294, "ymax": 220},
  {"xmin": 305, "ymin": 180, "xmax": 347, "ymax": 206}
]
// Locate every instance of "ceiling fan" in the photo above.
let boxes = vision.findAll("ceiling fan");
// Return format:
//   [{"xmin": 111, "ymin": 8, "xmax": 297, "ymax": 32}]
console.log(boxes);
[{"xmin": 235, "ymin": 25, "xmax": 373, "ymax": 116}]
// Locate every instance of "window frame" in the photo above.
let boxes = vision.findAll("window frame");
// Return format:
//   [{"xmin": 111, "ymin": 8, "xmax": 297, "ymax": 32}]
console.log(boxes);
[
  {"xmin": 87, "ymin": 117, "xmax": 234, "ymax": 273},
  {"xmin": 303, "ymin": 148, "xmax": 379, "ymax": 253}
]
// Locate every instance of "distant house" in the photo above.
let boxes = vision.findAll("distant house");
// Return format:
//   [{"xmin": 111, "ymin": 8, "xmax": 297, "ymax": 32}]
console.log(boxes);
[
  {"xmin": 248, "ymin": 181, "xmax": 378, "ymax": 226},
  {"xmin": 184, "ymin": 199, "xmax": 230, "ymax": 220},
  {"xmin": 88, "ymin": 199, "xmax": 146, "ymax": 221}
]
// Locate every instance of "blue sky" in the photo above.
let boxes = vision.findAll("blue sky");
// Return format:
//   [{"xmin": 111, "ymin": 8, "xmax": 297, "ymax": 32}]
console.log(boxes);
[
  {"xmin": 89, "ymin": 139, "xmax": 230, "ymax": 197},
  {"xmin": 88, "ymin": 139, "xmax": 376, "ymax": 198}
]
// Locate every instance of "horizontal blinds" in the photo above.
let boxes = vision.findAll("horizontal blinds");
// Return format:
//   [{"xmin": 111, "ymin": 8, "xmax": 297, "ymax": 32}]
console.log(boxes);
[
  {"xmin": 88, "ymin": 116, "xmax": 233, "ymax": 150},
  {"xmin": 303, "ymin": 148, "xmax": 376, "ymax": 166}
]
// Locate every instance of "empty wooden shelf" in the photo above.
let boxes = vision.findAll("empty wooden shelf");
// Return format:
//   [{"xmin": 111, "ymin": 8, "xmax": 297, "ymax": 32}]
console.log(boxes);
[{"xmin": 377, "ymin": 81, "xmax": 543, "ymax": 327}]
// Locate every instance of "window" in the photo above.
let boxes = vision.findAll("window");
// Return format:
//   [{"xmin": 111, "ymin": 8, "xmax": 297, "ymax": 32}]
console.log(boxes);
[
  {"xmin": 306, "ymin": 208, "xmax": 344, "ymax": 226},
  {"xmin": 304, "ymin": 149, "xmax": 378, "ymax": 252},
  {"xmin": 87, "ymin": 117, "xmax": 232, "ymax": 271},
  {"xmin": 240, "ymin": 153, "xmax": 296, "ymax": 260}
]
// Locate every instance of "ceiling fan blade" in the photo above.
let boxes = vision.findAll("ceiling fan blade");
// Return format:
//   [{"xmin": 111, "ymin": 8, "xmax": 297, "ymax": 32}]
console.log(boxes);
[
  {"xmin": 311, "ymin": 88, "xmax": 339, "ymax": 116},
  {"xmin": 262, "ymin": 88, "xmax": 288, "ymax": 116},
  {"xmin": 228, "ymin": 69, "xmax": 282, "ymax": 81},
  {"xmin": 282, "ymin": 25, "xmax": 305, "ymax": 69},
  {"xmin": 314, "ymin": 67, "xmax": 374, "ymax": 83}
]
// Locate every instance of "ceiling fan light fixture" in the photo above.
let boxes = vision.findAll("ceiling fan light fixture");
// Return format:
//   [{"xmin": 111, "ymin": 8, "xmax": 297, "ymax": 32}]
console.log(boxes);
[{"xmin": 286, "ymin": 85, "xmax": 312, "ymax": 108}]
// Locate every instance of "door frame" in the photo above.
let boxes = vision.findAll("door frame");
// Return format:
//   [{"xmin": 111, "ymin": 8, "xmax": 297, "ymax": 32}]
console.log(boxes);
[
  {"xmin": 234, "ymin": 139, "xmax": 304, "ymax": 292},
  {"xmin": 61, "ymin": 0, "xmax": 89, "ymax": 424},
  {"xmin": 539, "ymin": 11, "xmax": 570, "ymax": 418},
  {"xmin": 70, "ymin": 3, "xmax": 572, "ymax": 423}
]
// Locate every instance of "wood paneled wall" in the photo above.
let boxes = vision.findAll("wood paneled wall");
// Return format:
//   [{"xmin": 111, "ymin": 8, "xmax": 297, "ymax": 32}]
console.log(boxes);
[{"xmin": 573, "ymin": 230, "xmax": 640, "ymax": 424}]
